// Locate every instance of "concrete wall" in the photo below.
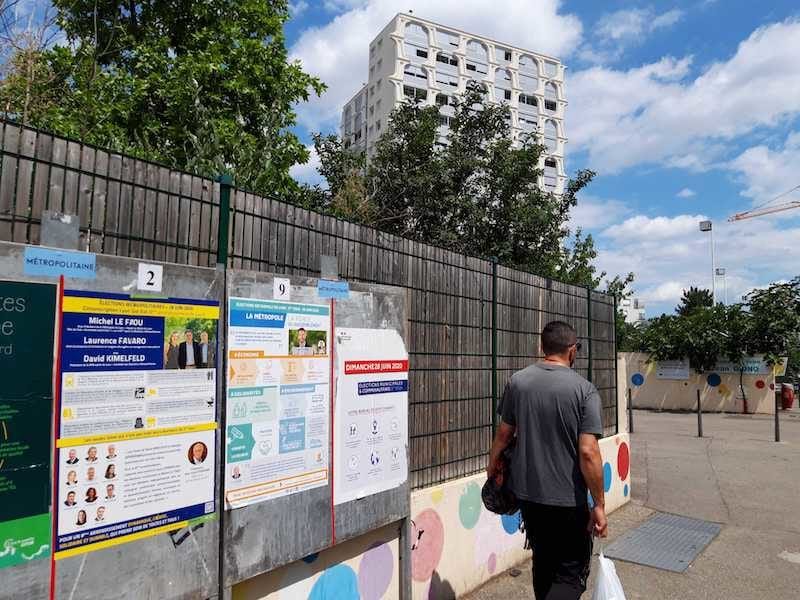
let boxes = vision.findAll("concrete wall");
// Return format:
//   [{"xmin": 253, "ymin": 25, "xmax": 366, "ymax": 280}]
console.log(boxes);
[
  {"xmin": 620, "ymin": 352, "xmax": 777, "ymax": 414},
  {"xmin": 233, "ymin": 433, "xmax": 631, "ymax": 600}
]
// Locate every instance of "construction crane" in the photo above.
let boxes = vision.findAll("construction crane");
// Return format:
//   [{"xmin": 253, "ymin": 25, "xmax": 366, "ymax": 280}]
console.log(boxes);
[
  {"xmin": 729, "ymin": 200, "xmax": 800, "ymax": 221},
  {"xmin": 729, "ymin": 183, "xmax": 800, "ymax": 221}
]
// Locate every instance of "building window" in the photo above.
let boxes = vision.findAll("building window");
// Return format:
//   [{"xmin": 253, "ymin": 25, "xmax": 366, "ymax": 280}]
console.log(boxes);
[
  {"xmin": 544, "ymin": 120, "xmax": 558, "ymax": 152},
  {"xmin": 504, "ymin": 89, "xmax": 512, "ymax": 101},
  {"xmin": 438, "ymin": 29, "xmax": 460, "ymax": 49},
  {"xmin": 545, "ymin": 82, "xmax": 558, "ymax": 100},
  {"xmin": 519, "ymin": 115, "xmax": 537, "ymax": 133},
  {"xmin": 544, "ymin": 100, "xmax": 557, "ymax": 112},
  {"xmin": 369, "ymin": 104, "xmax": 374, "ymax": 115},
  {"xmin": 436, "ymin": 93, "xmax": 450, "ymax": 106},
  {"xmin": 438, "ymin": 114, "xmax": 452, "ymax": 127},
  {"xmin": 404, "ymin": 64, "xmax": 428, "ymax": 85},
  {"xmin": 370, "ymin": 45, "xmax": 375, "ymax": 57},
  {"xmin": 378, "ymin": 38, "xmax": 383, "ymax": 49},
  {"xmin": 416, "ymin": 48, "xmax": 428, "ymax": 59},
  {"xmin": 406, "ymin": 22, "xmax": 428, "ymax": 44},
  {"xmin": 544, "ymin": 61, "xmax": 558, "ymax": 76},
  {"xmin": 377, "ymin": 79, "xmax": 382, "ymax": 90},
  {"xmin": 466, "ymin": 39, "xmax": 488, "ymax": 62},
  {"xmin": 376, "ymin": 119, "xmax": 381, "ymax": 130},
  {"xmin": 354, "ymin": 131, "xmax": 362, "ymax": 141},
  {"xmin": 505, "ymin": 51, "xmax": 512, "ymax": 61},
  {"xmin": 436, "ymin": 52, "xmax": 459, "ymax": 67},
  {"xmin": 377, "ymin": 58, "xmax": 382, "ymax": 70},
  {"xmin": 519, "ymin": 94, "xmax": 538, "ymax": 107},
  {"xmin": 403, "ymin": 85, "xmax": 427, "ymax": 102},
  {"xmin": 376, "ymin": 99, "xmax": 382, "ymax": 110},
  {"xmin": 544, "ymin": 157, "xmax": 558, "ymax": 191}
]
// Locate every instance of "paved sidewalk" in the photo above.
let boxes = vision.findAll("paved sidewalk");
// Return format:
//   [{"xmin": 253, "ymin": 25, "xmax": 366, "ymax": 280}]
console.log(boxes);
[{"xmin": 464, "ymin": 410, "xmax": 800, "ymax": 600}]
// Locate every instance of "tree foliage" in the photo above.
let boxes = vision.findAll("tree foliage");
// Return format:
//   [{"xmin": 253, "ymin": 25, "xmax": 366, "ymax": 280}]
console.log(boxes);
[
  {"xmin": 629, "ymin": 278, "xmax": 800, "ymax": 379},
  {"xmin": 308, "ymin": 82, "xmax": 628, "ymax": 289},
  {"xmin": 0, "ymin": 0, "xmax": 323, "ymax": 196},
  {"xmin": 676, "ymin": 286, "xmax": 714, "ymax": 316}
]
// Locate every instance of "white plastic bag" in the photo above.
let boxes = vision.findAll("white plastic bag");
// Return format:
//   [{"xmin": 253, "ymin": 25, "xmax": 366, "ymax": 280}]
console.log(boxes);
[{"xmin": 592, "ymin": 551, "xmax": 626, "ymax": 600}]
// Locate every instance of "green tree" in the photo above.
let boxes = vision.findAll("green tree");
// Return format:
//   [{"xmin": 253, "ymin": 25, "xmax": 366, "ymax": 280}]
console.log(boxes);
[
  {"xmin": 309, "ymin": 82, "xmax": 614, "ymax": 287},
  {"xmin": 676, "ymin": 286, "xmax": 714, "ymax": 316},
  {"xmin": 1, "ymin": 0, "xmax": 323, "ymax": 196}
]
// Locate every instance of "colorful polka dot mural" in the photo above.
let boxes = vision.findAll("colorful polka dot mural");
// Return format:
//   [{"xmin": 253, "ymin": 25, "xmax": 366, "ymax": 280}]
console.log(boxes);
[
  {"xmin": 487, "ymin": 553, "xmax": 497, "ymax": 574},
  {"xmin": 411, "ymin": 509, "xmax": 445, "ymax": 582},
  {"xmin": 707, "ymin": 373, "xmax": 722, "ymax": 387},
  {"xmin": 631, "ymin": 373, "xmax": 645, "ymax": 386},
  {"xmin": 309, "ymin": 564, "xmax": 359, "ymax": 600},
  {"xmin": 458, "ymin": 482, "xmax": 482, "ymax": 530},
  {"xmin": 501, "ymin": 511, "xmax": 521, "ymax": 535},
  {"xmin": 603, "ymin": 462, "xmax": 612, "ymax": 493},
  {"xmin": 617, "ymin": 442, "xmax": 630, "ymax": 480},
  {"xmin": 358, "ymin": 542, "xmax": 394, "ymax": 600},
  {"xmin": 756, "ymin": 380, "xmax": 766, "ymax": 389}
]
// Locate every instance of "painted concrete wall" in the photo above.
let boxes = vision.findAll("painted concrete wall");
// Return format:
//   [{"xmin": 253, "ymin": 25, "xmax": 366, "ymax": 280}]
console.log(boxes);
[
  {"xmin": 233, "ymin": 433, "xmax": 631, "ymax": 600},
  {"xmin": 233, "ymin": 523, "xmax": 401, "ymax": 600},
  {"xmin": 620, "ymin": 352, "xmax": 777, "ymax": 414}
]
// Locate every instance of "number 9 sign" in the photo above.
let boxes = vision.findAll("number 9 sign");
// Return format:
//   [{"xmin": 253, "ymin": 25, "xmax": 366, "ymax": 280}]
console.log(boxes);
[{"xmin": 273, "ymin": 277, "xmax": 291, "ymax": 301}]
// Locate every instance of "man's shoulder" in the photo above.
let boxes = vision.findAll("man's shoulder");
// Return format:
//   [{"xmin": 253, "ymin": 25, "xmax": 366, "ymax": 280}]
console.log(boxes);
[{"xmin": 511, "ymin": 363, "xmax": 594, "ymax": 390}]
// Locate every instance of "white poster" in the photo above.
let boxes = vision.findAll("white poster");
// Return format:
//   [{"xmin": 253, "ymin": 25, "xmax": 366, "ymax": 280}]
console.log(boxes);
[
  {"xmin": 225, "ymin": 298, "xmax": 331, "ymax": 508},
  {"xmin": 655, "ymin": 359, "xmax": 690, "ymax": 380},
  {"xmin": 334, "ymin": 328, "xmax": 408, "ymax": 505}
]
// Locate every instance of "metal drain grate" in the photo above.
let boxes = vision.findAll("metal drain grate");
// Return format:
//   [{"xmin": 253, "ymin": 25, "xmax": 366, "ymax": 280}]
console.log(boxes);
[{"xmin": 604, "ymin": 513, "xmax": 721, "ymax": 573}]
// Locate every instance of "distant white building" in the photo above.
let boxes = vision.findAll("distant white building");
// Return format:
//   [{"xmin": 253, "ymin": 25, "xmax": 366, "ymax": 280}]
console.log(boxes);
[
  {"xmin": 340, "ymin": 12, "xmax": 567, "ymax": 193},
  {"xmin": 620, "ymin": 297, "xmax": 646, "ymax": 324}
]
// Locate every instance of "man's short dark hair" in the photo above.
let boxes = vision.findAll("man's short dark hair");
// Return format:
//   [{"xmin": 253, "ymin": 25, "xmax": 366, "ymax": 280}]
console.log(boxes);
[{"xmin": 541, "ymin": 321, "xmax": 577, "ymax": 355}]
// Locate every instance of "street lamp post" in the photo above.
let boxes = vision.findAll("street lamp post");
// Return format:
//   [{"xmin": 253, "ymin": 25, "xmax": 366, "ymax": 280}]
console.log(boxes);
[
  {"xmin": 716, "ymin": 267, "xmax": 727, "ymax": 305},
  {"xmin": 699, "ymin": 220, "xmax": 715, "ymax": 303}
]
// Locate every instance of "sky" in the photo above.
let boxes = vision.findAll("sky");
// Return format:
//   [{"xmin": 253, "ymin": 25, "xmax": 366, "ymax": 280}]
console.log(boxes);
[
  {"xmin": 9, "ymin": 1, "xmax": 800, "ymax": 316},
  {"xmin": 283, "ymin": 0, "xmax": 800, "ymax": 316}
]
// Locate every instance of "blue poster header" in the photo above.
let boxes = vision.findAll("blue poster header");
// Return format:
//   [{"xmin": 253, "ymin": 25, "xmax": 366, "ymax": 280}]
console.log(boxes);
[
  {"xmin": 357, "ymin": 380, "xmax": 409, "ymax": 396},
  {"xmin": 24, "ymin": 247, "xmax": 96, "ymax": 279}
]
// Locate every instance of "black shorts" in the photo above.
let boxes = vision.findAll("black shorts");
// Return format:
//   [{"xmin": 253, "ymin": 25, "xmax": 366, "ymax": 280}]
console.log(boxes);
[{"xmin": 519, "ymin": 501, "xmax": 593, "ymax": 600}]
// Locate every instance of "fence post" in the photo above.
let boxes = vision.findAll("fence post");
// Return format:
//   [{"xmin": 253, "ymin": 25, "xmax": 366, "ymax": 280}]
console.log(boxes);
[
  {"xmin": 697, "ymin": 389, "xmax": 703, "ymax": 438},
  {"xmin": 586, "ymin": 288, "xmax": 593, "ymax": 383},
  {"xmin": 216, "ymin": 174, "xmax": 233, "ymax": 267},
  {"xmin": 628, "ymin": 388, "xmax": 634, "ymax": 434},
  {"xmin": 491, "ymin": 257, "xmax": 498, "ymax": 436},
  {"xmin": 775, "ymin": 392, "xmax": 781, "ymax": 442}
]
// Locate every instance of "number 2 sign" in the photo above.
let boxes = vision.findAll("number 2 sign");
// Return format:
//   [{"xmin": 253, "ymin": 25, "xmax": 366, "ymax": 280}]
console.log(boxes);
[{"xmin": 137, "ymin": 263, "xmax": 164, "ymax": 292}]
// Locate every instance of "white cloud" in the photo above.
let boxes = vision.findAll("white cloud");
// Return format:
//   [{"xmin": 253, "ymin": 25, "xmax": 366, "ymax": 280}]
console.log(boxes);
[
  {"xmin": 289, "ymin": 146, "xmax": 323, "ymax": 186},
  {"xmin": 728, "ymin": 131, "xmax": 800, "ymax": 206},
  {"xmin": 676, "ymin": 188, "xmax": 696, "ymax": 198},
  {"xmin": 570, "ymin": 195, "xmax": 630, "ymax": 230},
  {"xmin": 595, "ymin": 8, "xmax": 684, "ymax": 43},
  {"xmin": 579, "ymin": 8, "xmax": 684, "ymax": 64},
  {"xmin": 569, "ymin": 19, "xmax": 800, "ymax": 173},
  {"xmin": 290, "ymin": 1, "xmax": 583, "ymax": 131},
  {"xmin": 289, "ymin": 1, "xmax": 310, "ymax": 17},
  {"xmin": 594, "ymin": 212, "xmax": 800, "ymax": 315}
]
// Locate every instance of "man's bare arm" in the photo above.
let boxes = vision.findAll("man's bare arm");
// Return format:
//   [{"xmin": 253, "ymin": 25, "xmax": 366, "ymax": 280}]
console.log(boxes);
[
  {"xmin": 487, "ymin": 420, "xmax": 516, "ymax": 482},
  {"xmin": 579, "ymin": 432, "xmax": 608, "ymax": 537}
]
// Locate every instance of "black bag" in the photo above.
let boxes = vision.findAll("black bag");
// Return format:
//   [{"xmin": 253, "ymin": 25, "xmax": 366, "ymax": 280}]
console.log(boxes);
[{"xmin": 481, "ymin": 439, "xmax": 518, "ymax": 515}]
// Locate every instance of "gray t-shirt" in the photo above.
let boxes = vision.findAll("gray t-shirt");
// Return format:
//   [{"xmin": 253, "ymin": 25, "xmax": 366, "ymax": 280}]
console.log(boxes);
[{"xmin": 499, "ymin": 362, "xmax": 603, "ymax": 507}]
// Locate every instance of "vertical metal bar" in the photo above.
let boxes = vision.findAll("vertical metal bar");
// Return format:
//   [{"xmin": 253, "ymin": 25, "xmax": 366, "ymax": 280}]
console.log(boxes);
[
  {"xmin": 216, "ymin": 174, "xmax": 232, "ymax": 267},
  {"xmin": 697, "ymin": 389, "xmax": 703, "ymax": 438},
  {"xmin": 586, "ymin": 287, "xmax": 593, "ymax": 383},
  {"xmin": 775, "ymin": 391, "xmax": 780, "ymax": 443},
  {"xmin": 491, "ymin": 257, "xmax": 498, "ymax": 435},
  {"xmin": 628, "ymin": 388, "xmax": 634, "ymax": 434},
  {"xmin": 613, "ymin": 295, "xmax": 619, "ymax": 434}
]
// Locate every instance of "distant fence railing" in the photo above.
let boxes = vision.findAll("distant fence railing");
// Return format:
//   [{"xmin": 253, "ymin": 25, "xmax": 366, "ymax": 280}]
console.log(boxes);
[{"xmin": 0, "ymin": 118, "xmax": 618, "ymax": 489}]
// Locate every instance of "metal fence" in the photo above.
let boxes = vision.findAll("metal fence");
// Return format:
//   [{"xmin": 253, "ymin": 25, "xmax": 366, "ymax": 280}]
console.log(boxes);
[{"xmin": 0, "ymin": 119, "xmax": 617, "ymax": 489}]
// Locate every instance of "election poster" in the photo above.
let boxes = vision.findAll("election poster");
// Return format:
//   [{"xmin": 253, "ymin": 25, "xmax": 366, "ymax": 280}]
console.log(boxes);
[
  {"xmin": 225, "ymin": 298, "xmax": 330, "ymax": 509},
  {"xmin": 0, "ymin": 280, "xmax": 56, "ymax": 569},
  {"xmin": 54, "ymin": 290, "xmax": 219, "ymax": 559},
  {"xmin": 334, "ymin": 328, "xmax": 408, "ymax": 505}
]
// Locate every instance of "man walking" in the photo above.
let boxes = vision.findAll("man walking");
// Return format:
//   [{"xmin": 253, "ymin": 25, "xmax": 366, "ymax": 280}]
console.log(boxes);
[{"xmin": 488, "ymin": 321, "xmax": 607, "ymax": 600}]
